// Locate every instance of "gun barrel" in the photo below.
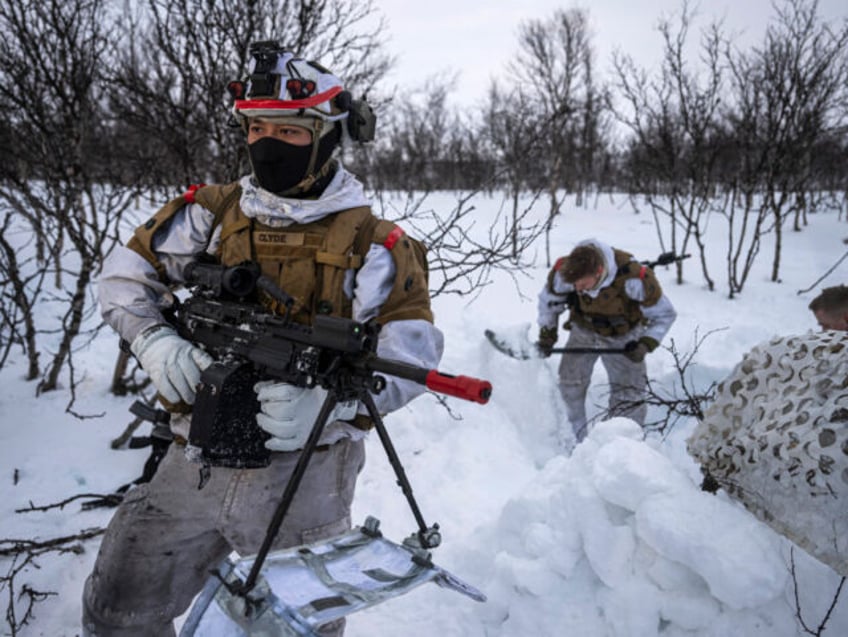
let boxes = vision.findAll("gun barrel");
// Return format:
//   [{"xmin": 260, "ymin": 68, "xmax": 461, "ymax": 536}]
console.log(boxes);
[
  {"xmin": 366, "ymin": 358, "xmax": 492, "ymax": 404},
  {"xmin": 425, "ymin": 370, "xmax": 492, "ymax": 404}
]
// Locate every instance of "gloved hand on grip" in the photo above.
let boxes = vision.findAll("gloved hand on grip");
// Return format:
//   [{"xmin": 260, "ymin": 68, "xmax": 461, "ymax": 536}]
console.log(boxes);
[
  {"xmin": 537, "ymin": 326, "xmax": 558, "ymax": 358},
  {"xmin": 623, "ymin": 336, "xmax": 657, "ymax": 363},
  {"xmin": 131, "ymin": 325, "xmax": 213, "ymax": 404},
  {"xmin": 254, "ymin": 381, "xmax": 358, "ymax": 452}
]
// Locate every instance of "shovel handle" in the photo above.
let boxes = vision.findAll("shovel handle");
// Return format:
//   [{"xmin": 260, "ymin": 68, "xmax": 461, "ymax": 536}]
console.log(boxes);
[{"xmin": 551, "ymin": 347, "xmax": 627, "ymax": 354}]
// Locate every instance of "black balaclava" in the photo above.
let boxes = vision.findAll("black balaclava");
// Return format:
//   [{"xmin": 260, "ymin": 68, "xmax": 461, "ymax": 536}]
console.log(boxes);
[
  {"xmin": 248, "ymin": 137, "xmax": 312, "ymax": 194},
  {"xmin": 248, "ymin": 126, "xmax": 341, "ymax": 196}
]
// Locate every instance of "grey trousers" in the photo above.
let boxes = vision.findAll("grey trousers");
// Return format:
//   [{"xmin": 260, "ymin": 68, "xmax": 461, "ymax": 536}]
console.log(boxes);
[
  {"xmin": 557, "ymin": 324, "xmax": 648, "ymax": 441},
  {"xmin": 82, "ymin": 437, "xmax": 365, "ymax": 636}
]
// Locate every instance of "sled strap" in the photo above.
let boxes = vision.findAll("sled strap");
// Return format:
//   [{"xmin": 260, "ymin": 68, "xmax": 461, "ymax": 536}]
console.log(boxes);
[{"xmin": 298, "ymin": 547, "xmax": 428, "ymax": 609}]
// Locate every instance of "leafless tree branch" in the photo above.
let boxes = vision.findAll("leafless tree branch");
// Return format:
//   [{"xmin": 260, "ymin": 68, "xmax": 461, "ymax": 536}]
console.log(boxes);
[{"xmin": 790, "ymin": 546, "xmax": 846, "ymax": 636}]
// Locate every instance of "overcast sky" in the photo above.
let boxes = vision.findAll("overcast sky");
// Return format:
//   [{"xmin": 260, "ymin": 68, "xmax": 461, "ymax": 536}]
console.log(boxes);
[{"xmin": 373, "ymin": 0, "xmax": 848, "ymax": 106}]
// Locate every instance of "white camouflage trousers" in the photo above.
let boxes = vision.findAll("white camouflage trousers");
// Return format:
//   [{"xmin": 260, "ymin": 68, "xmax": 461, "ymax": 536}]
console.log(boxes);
[
  {"xmin": 82, "ymin": 437, "xmax": 365, "ymax": 636},
  {"xmin": 557, "ymin": 323, "xmax": 648, "ymax": 441}
]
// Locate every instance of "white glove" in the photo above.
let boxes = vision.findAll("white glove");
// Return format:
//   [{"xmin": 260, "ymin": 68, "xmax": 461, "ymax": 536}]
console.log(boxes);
[
  {"xmin": 254, "ymin": 381, "xmax": 358, "ymax": 452},
  {"xmin": 130, "ymin": 325, "xmax": 214, "ymax": 404}
]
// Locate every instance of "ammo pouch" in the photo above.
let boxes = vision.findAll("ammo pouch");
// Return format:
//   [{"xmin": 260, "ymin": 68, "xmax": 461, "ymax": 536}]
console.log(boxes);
[{"xmin": 570, "ymin": 313, "xmax": 639, "ymax": 337}]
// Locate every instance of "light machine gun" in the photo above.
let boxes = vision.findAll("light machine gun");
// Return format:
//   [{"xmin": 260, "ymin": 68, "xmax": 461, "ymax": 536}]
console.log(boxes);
[
  {"xmin": 171, "ymin": 260, "xmax": 492, "ymax": 595},
  {"xmin": 173, "ymin": 260, "xmax": 491, "ymax": 468}
]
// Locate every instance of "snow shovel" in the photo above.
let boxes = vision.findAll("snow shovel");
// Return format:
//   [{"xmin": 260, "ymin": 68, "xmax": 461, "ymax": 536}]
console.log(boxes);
[{"xmin": 485, "ymin": 326, "xmax": 626, "ymax": 360}]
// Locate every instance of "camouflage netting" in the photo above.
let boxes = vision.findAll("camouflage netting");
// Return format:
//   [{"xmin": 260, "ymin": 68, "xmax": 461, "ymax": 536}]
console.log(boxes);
[{"xmin": 687, "ymin": 330, "xmax": 848, "ymax": 576}]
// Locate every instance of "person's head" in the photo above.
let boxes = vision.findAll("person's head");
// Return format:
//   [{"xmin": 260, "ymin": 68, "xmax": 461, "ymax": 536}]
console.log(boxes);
[
  {"xmin": 559, "ymin": 245, "xmax": 605, "ymax": 292},
  {"xmin": 809, "ymin": 285, "xmax": 848, "ymax": 331},
  {"xmin": 228, "ymin": 41, "xmax": 376, "ymax": 197}
]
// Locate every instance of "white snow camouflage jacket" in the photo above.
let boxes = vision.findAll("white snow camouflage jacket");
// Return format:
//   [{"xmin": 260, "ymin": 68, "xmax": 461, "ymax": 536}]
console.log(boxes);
[
  {"xmin": 99, "ymin": 167, "xmax": 444, "ymax": 420},
  {"xmin": 536, "ymin": 238, "xmax": 677, "ymax": 345}
]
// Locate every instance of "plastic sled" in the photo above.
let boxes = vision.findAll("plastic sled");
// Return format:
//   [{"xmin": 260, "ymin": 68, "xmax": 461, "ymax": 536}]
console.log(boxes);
[{"xmin": 179, "ymin": 516, "xmax": 485, "ymax": 636}]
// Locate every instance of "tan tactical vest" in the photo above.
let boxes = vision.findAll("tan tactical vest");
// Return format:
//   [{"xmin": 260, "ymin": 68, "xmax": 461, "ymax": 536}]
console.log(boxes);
[
  {"xmin": 128, "ymin": 183, "xmax": 433, "ymax": 327},
  {"xmin": 547, "ymin": 249, "xmax": 663, "ymax": 336}
]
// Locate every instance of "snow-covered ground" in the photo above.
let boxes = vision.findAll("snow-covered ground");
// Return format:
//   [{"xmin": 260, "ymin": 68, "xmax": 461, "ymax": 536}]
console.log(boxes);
[{"xmin": 1, "ymin": 191, "xmax": 846, "ymax": 636}]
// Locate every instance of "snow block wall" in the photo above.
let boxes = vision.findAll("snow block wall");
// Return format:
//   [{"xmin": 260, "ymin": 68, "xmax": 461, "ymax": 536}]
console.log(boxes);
[
  {"xmin": 472, "ymin": 419, "xmax": 792, "ymax": 637},
  {"xmin": 688, "ymin": 330, "xmax": 848, "ymax": 577}
]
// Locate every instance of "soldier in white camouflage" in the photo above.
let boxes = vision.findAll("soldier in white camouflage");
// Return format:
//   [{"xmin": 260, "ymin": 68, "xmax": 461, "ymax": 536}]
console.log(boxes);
[
  {"xmin": 83, "ymin": 44, "xmax": 441, "ymax": 637},
  {"xmin": 537, "ymin": 239, "xmax": 677, "ymax": 442}
]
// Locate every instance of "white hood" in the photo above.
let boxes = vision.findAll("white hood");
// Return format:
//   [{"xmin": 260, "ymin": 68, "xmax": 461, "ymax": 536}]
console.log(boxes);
[{"xmin": 239, "ymin": 166, "xmax": 371, "ymax": 227}]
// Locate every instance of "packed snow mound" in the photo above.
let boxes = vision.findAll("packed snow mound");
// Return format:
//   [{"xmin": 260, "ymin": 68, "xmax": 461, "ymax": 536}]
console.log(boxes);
[
  {"xmin": 472, "ymin": 419, "xmax": 790, "ymax": 637},
  {"xmin": 687, "ymin": 330, "xmax": 848, "ymax": 576}
]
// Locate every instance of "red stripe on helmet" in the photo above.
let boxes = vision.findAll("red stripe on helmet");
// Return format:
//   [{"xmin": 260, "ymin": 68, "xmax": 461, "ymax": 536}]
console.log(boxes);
[
  {"xmin": 384, "ymin": 226, "xmax": 405, "ymax": 250},
  {"xmin": 639, "ymin": 265, "xmax": 647, "ymax": 279},
  {"xmin": 234, "ymin": 86, "xmax": 344, "ymax": 113}
]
